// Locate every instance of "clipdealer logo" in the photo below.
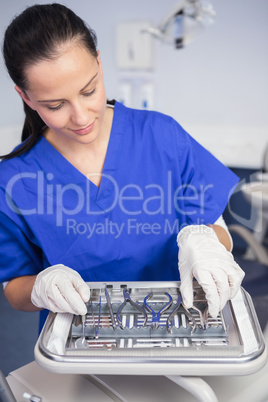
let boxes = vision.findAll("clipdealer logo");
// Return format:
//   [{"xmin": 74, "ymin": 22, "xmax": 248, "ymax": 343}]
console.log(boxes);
[{"xmin": 5, "ymin": 170, "xmax": 214, "ymax": 227}]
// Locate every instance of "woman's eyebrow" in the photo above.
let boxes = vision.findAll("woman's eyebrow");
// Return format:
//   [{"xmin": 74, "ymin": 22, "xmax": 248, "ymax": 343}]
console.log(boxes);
[
  {"xmin": 37, "ymin": 72, "xmax": 98, "ymax": 103},
  {"xmin": 80, "ymin": 72, "xmax": 98, "ymax": 92}
]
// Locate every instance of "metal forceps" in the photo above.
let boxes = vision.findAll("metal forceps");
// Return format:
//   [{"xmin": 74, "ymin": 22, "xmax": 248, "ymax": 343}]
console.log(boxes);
[
  {"xmin": 166, "ymin": 293, "xmax": 197, "ymax": 334},
  {"xmin": 184, "ymin": 304, "xmax": 209, "ymax": 330},
  {"xmin": 116, "ymin": 288, "xmax": 147, "ymax": 329},
  {"xmin": 189, "ymin": 290, "xmax": 210, "ymax": 330},
  {"xmin": 144, "ymin": 292, "xmax": 173, "ymax": 330}
]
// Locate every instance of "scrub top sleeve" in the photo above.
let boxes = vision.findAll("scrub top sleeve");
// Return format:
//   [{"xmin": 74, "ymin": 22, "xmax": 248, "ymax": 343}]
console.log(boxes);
[
  {"xmin": 0, "ymin": 212, "xmax": 42, "ymax": 283},
  {"xmin": 173, "ymin": 122, "xmax": 239, "ymax": 225}
]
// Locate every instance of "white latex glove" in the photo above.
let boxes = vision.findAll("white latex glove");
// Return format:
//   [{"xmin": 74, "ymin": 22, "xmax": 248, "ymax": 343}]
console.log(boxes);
[
  {"xmin": 31, "ymin": 264, "xmax": 90, "ymax": 315},
  {"xmin": 177, "ymin": 225, "xmax": 245, "ymax": 318}
]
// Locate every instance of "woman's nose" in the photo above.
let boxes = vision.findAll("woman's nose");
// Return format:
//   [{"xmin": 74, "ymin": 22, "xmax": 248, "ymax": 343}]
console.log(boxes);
[{"xmin": 70, "ymin": 102, "xmax": 89, "ymax": 127}]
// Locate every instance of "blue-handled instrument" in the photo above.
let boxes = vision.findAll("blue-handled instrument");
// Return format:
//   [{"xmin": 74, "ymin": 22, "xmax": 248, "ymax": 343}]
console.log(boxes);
[
  {"xmin": 116, "ymin": 288, "xmax": 147, "ymax": 329},
  {"xmin": 144, "ymin": 292, "xmax": 173, "ymax": 330}
]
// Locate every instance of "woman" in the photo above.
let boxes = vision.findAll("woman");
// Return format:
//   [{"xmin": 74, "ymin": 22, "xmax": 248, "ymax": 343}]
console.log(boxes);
[{"xmin": 0, "ymin": 4, "xmax": 244, "ymax": 327}]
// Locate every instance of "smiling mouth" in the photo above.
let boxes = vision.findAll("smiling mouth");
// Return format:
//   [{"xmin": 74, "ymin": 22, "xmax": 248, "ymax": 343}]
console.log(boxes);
[{"xmin": 72, "ymin": 120, "xmax": 95, "ymax": 135}]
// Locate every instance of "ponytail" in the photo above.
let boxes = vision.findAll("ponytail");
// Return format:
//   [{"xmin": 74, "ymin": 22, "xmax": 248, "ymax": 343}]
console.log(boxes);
[{"xmin": 0, "ymin": 102, "xmax": 45, "ymax": 159}]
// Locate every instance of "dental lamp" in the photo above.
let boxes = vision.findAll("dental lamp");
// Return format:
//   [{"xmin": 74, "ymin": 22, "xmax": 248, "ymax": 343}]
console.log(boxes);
[{"xmin": 144, "ymin": 0, "xmax": 215, "ymax": 48}]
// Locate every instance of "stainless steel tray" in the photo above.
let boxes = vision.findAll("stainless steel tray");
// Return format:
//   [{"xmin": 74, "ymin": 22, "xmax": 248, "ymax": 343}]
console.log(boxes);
[{"xmin": 34, "ymin": 281, "xmax": 267, "ymax": 376}]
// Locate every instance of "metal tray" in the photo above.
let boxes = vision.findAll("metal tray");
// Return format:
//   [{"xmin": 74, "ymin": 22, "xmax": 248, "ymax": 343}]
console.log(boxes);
[{"xmin": 34, "ymin": 281, "xmax": 267, "ymax": 376}]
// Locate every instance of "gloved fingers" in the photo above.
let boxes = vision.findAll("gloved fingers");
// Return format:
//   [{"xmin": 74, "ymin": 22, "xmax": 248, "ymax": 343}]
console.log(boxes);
[
  {"xmin": 53, "ymin": 278, "xmax": 88, "ymax": 315},
  {"xmin": 193, "ymin": 270, "xmax": 221, "ymax": 318},
  {"xmin": 227, "ymin": 266, "xmax": 245, "ymax": 299},
  {"xmin": 179, "ymin": 273, "xmax": 194, "ymax": 309},
  {"xmin": 207, "ymin": 259, "xmax": 244, "ymax": 301},
  {"xmin": 211, "ymin": 269, "xmax": 230, "ymax": 311},
  {"xmin": 47, "ymin": 287, "xmax": 78, "ymax": 314},
  {"xmin": 71, "ymin": 277, "xmax": 90, "ymax": 303}
]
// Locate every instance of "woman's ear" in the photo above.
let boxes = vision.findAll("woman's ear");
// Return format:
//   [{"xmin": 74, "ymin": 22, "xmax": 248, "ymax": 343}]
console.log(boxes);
[
  {"xmin": 96, "ymin": 51, "xmax": 103, "ymax": 77},
  {"xmin": 15, "ymin": 86, "xmax": 36, "ymax": 110}
]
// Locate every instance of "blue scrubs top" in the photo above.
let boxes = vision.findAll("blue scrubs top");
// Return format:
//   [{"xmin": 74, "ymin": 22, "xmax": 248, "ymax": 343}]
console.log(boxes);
[{"xmin": 0, "ymin": 101, "xmax": 239, "ymax": 285}]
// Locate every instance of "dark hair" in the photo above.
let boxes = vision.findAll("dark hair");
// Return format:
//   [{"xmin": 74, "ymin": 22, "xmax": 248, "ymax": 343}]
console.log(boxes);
[{"xmin": 1, "ymin": 3, "xmax": 98, "ymax": 160}]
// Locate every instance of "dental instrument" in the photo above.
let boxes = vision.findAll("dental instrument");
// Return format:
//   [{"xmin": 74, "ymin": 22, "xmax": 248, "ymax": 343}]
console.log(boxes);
[
  {"xmin": 144, "ymin": 292, "xmax": 173, "ymax": 330},
  {"xmin": 74, "ymin": 310, "xmax": 88, "ymax": 349},
  {"xmin": 166, "ymin": 292, "xmax": 197, "ymax": 334},
  {"xmin": 116, "ymin": 287, "xmax": 147, "ymax": 329},
  {"xmin": 105, "ymin": 285, "xmax": 117, "ymax": 330}
]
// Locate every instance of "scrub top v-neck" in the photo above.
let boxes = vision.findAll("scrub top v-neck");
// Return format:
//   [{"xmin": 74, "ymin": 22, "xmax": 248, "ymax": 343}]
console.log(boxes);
[{"xmin": 0, "ymin": 101, "xmax": 239, "ymax": 288}]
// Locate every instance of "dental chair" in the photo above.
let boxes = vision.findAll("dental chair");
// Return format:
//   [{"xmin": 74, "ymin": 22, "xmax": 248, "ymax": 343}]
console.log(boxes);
[
  {"xmin": 229, "ymin": 223, "xmax": 268, "ymax": 269},
  {"xmin": 228, "ymin": 224, "xmax": 268, "ymax": 333},
  {"xmin": 228, "ymin": 154, "xmax": 268, "ymax": 329},
  {"xmin": 228, "ymin": 144, "xmax": 268, "ymax": 329}
]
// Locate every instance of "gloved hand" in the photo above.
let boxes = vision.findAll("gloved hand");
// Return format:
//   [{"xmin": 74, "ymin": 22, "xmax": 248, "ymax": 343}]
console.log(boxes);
[
  {"xmin": 31, "ymin": 264, "xmax": 90, "ymax": 315},
  {"xmin": 177, "ymin": 225, "xmax": 245, "ymax": 318}
]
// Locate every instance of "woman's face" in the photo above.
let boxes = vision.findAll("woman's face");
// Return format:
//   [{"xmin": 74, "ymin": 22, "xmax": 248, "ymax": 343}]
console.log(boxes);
[{"xmin": 16, "ymin": 44, "xmax": 107, "ymax": 147}]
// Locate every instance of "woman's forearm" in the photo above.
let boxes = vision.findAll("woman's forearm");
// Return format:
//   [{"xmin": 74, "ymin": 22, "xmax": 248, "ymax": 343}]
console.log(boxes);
[
  {"xmin": 4, "ymin": 275, "xmax": 42, "ymax": 311},
  {"xmin": 209, "ymin": 224, "xmax": 232, "ymax": 251}
]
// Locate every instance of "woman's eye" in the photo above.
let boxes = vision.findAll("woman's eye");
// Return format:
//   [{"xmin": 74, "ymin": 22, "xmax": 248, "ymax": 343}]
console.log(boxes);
[
  {"xmin": 48, "ymin": 103, "xmax": 64, "ymax": 111},
  {"xmin": 46, "ymin": 88, "xmax": 96, "ymax": 111},
  {"xmin": 83, "ymin": 88, "xmax": 96, "ymax": 97}
]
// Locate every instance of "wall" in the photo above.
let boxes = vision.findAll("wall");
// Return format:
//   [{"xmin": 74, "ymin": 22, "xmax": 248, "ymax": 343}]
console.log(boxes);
[{"xmin": 0, "ymin": 0, "xmax": 267, "ymax": 167}]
